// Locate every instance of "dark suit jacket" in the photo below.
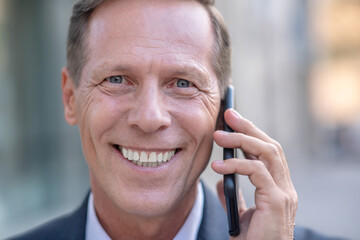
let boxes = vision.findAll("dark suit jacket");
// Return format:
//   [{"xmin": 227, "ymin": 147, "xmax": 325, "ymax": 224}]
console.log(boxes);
[{"xmin": 10, "ymin": 183, "xmax": 347, "ymax": 240}]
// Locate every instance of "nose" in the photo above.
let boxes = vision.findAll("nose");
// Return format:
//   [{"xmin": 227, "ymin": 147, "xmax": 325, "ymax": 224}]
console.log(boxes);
[{"xmin": 127, "ymin": 85, "xmax": 171, "ymax": 133}]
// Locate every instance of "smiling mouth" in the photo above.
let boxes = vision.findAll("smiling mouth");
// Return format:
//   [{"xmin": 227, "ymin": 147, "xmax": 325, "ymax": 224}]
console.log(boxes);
[{"xmin": 114, "ymin": 145, "xmax": 178, "ymax": 167}]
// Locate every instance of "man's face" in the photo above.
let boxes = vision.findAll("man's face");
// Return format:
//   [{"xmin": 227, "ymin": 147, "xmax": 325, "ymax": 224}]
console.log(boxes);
[{"xmin": 68, "ymin": 0, "xmax": 221, "ymax": 216}]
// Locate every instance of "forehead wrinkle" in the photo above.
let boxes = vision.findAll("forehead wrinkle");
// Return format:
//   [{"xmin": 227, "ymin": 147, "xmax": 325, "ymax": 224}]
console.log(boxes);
[{"xmin": 132, "ymin": 38, "xmax": 197, "ymax": 53}]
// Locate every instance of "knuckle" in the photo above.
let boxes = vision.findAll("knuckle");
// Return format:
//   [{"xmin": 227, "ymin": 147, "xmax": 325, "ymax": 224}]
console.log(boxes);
[
  {"xmin": 272, "ymin": 140, "xmax": 283, "ymax": 153},
  {"xmin": 284, "ymin": 191, "xmax": 298, "ymax": 210},
  {"xmin": 292, "ymin": 190, "xmax": 299, "ymax": 205},
  {"xmin": 270, "ymin": 188, "xmax": 298, "ymax": 215},
  {"xmin": 265, "ymin": 143, "xmax": 280, "ymax": 156},
  {"xmin": 288, "ymin": 192, "xmax": 298, "ymax": 214},
  {"xmin": 252, "ymin": 160, "xmax": 266, "ymax": 172},
  {"xmin": 294, "ymin": 191, "xmax": 298, "ymax": 202},
  {"xmin": 272, "ymin": 191, "xmax": 286, "ymax": 210},
  {"xmin": 284, "ymin": 194, "xmax": 291, "ymax": 205},
  {"xmin": 236, "ymin": 133, "xmax": 245, "ymax": 147}
]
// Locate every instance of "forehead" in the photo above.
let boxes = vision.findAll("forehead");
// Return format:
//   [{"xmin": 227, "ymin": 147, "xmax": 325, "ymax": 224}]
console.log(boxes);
[
  {"xmin": 85, "ymin": 0, "xmax": 214, "ymax": 71},
  {"xmin": 89, "ymin": 0, "xmax": 212, "ymax": 41}
]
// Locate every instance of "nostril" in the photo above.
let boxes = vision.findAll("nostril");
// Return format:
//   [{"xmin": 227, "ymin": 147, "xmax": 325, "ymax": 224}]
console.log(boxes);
[
  {"xmin": 128, "ymin": 116, "xmax": 171, "ymax": 133},
  {"xmin": 126, "ymin": 95, "xmax": 171, "ymax": 133}
]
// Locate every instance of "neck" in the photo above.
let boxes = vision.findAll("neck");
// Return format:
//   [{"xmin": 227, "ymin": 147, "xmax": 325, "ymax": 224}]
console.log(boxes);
[{"xmin": 91, "ymin": 179, "xmax": 199, "ymax": 240}]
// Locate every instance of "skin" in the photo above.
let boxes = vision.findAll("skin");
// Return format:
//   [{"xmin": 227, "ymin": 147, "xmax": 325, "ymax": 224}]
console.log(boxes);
[
  {"xmin": 63, "ymin": 0, "xmax": 220, "ymax": 239},
  {"xmin": 212, "ymin": 109, "xmax": 298, "ymax": 240},
  {"xmin": 62, "ymin": 0, "xmax": 297, "ymax": 239}
]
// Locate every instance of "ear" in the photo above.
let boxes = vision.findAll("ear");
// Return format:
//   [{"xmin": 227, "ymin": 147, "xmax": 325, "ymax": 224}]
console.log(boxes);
[
  {"xmin": 62, "ymin": 67, "xmax": 78, "ymax": 125},
  {"xmin": 215, "ymin": 99, "xmax": 225, "ymax": 131}
]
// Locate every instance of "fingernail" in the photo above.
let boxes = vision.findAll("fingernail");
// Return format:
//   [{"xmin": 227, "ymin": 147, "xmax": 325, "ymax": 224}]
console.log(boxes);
[
  {"xmin": 215, "ymin": 130, "xmax": 228, "ymax": 135},
  {"xmin": 230, "ymin": 108, "xmax": 243, "ymax": 118},
  {"xmin": 212, "ymin": 160, "xmax": 224, "ymax": 165}
]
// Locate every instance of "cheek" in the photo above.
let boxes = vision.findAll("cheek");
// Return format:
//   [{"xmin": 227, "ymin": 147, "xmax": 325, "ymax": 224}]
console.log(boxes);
[
  {"xmin": 171, "ymin": 94, "xmax": 220, "ymax": 149},
  {"xmin": 76, "ymin": 92, "xmax": 124, "ymax": 165},
  {"xmin": 177, "ymin": 93, "xmax": 220, "ymax": 128},
  {"xmin": 171, "ymin": 97, "xmax": 220, "ymax": 182}
]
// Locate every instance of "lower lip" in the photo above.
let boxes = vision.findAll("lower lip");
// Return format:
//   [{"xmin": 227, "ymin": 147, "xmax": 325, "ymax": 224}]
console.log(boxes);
[{"xmin": 112, "ymin": 145, "xmax": 179, "ymax": 172}]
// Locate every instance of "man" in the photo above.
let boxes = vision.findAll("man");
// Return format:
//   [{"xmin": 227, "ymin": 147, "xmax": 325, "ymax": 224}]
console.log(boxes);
[{"xmin": 11, "ymin": 0, "xmax": 346, "ymax": 239}]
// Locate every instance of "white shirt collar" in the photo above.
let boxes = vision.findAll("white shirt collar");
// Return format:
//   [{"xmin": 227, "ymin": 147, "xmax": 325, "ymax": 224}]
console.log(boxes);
[
  {"xmin": 85, "ymin": 182, "xmax": 204, "ymax": 240},
  {"xmin": 85, "ymin": 191, "xmax": 111, "ymax": 240},
  {"xmin": 173, "ymin": 182, "xmax": 204, "ymax": 240}
]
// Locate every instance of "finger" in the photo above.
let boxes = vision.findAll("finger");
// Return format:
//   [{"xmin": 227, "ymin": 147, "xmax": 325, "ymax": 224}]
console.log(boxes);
[
  {"xmin": 216, "ymin": 180, "xmax": 227, "ymax": 211},
  {"xmin": 224, "ymin": 109, "xmax": 292, "ymax": 187},
  {"xmin": 211, "ymin": 159, "xmax": 277, "ymax": 192},
  {"xmin": 243, "ymin": 151, "xmax": 257, "ymax": 160},
  {"xmin": 224, "ymin": 109, "xmax": 288, "ymax": 168},
  {"xmin": 224, "ymin": 109, "xmax": 272, "ymax": 143},
  {"xmin": 214, "ymin": 131, "xmax": 281, "ymax": 163},
  {"xmin": 214, "ymin": 131, "xmax": 287, "ymax": 188}
]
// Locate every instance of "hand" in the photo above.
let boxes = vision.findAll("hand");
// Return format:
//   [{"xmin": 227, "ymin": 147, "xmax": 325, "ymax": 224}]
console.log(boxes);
[{"xmin": 211, "ymin": 109, "xmax": 298, "ymax": 240}]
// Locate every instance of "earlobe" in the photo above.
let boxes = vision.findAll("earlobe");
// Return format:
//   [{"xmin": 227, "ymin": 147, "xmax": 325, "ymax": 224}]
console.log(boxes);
[{"xmin": 62, "ymin": 67, "xmax": 78, "ymax": 125}]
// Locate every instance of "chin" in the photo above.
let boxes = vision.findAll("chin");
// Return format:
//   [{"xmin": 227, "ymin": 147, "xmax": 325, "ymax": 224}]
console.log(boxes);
[{"xmin": 113, "ymin": 186, "xmax": 184, "ymax": 218}]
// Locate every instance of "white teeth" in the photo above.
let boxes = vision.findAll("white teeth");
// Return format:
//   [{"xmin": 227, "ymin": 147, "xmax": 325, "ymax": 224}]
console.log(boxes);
[
  {"xmin": 122, "ymin": 148, "xmax": 128, "ymax": 158},
  {"xmin": 133, "ymin": 151, "xmax": 140, "ymax": 161},
  {"xmin": 119, "ymin": 147, "xmax": 177, "ymax": 167},
  {"xmin": 128, "ymin": 149, "xmax": 133, "ymax": 160},
  {"xmin": 149, "ymin": 152, "xmax": 157, "ymax": 163},
  {"xmin": 140, "ymin": 152, "xmax": 147, "ymax": 162},
  {"xmin": 163, "ymin": 152, "xmax": 169, "ymax": 162},
  {"xmin": 157, "ymin": 153, "xmax": 163, "ymax": 162}
]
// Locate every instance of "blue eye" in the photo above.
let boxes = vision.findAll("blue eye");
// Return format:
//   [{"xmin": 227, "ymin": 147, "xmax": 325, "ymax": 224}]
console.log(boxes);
[
  {"xmin": 176, "ymin": 79, "xmax": 191, "ymax": 88},
  {"xmin": 108, "ymin": 75, "xmax": 124, "ymax": 84}
]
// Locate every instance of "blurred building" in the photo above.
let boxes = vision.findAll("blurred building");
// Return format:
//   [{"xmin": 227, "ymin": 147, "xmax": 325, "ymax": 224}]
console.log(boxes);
[
  {"xmin": 0, "ymin": 0, "xmax": 89, "ymax": 237},
  {"xmin": 0, "ymin": 0, "xmax": 359, "ymax": 239}
]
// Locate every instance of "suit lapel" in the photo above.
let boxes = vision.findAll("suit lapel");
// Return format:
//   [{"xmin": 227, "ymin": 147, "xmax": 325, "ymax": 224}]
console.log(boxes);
[
  {"xmin": 62, "ymin": 192, "xmax": 89, "ymax": 240},
  {"xmin": 197, "ymin": 182, "xmax": 228, "ymax": 240}
]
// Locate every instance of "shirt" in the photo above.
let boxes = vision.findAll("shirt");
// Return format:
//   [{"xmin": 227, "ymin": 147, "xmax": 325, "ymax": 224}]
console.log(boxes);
[{"xmin": 85, "ymin": 182, "xmax": 204, "ymax": 240}]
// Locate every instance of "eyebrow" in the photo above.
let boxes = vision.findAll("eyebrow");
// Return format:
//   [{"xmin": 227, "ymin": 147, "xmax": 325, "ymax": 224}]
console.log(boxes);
[{"xmin": 91, "ymin": 62, "xmax": 132, "ymax": 80}]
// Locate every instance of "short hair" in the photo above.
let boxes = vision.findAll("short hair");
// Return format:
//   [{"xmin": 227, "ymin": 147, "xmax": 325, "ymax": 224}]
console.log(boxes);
[{"xmin": 66, "ymin": 0, "xmax": 231, "ymax": 97}]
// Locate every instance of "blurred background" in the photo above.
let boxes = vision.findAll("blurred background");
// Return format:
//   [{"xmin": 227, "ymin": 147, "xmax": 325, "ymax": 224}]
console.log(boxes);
[{"xmin": 0, "ymin": 0, "xmax": 359, "ymax": 239}]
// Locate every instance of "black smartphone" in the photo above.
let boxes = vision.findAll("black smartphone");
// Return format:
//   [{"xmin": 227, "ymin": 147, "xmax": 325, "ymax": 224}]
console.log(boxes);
[{"xmin": 223, "ymin": 85, "xmax": 240, "ymax": 236}]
